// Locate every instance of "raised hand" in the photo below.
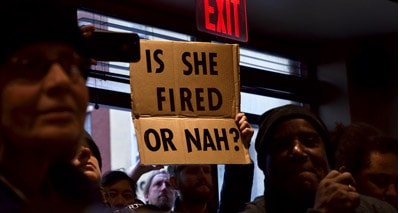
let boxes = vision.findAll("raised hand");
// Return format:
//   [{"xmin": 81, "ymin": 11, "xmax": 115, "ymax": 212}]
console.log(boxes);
[
  {"xmin": 235, "ymin": 112, "xmax": 254, "ymax": 149},
  {"xmin": 313, "ymin": 170, "xmax": 360, "ymax": 213}
]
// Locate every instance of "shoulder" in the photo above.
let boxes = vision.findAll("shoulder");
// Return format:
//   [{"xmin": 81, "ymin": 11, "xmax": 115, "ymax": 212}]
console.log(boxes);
[
  {"xmin": 239, "ymin": 196, "xmax": 266, "ymax": 213},
  {"xmin": 356, "ymin": 194, "xmax": 396, "ymax": 213}
]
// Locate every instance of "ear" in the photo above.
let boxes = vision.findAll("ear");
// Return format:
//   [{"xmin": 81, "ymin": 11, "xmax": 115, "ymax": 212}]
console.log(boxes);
[{"xmin": 143, "ymin": 193, "xmax": 149, "ymax": 203}]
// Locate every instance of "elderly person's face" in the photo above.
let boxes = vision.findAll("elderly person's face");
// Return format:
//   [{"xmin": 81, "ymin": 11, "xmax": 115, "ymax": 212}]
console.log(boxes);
[
  {"xmin": 145, "ymin": 173, "xmax": 176, "ymax": 211},
  {"xmin": 266, "ymin": 118, "xmax": 330, "ymax": 197},
  {"xmin": 0, "ymin": 42, "xmax": 89, "ymax": 161}
]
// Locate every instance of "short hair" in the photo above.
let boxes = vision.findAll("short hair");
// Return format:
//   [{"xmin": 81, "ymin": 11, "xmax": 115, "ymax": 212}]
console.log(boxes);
[
  {"xmin": 167, "ymin": 165, "xmax": 187, "ymax": 177},
  {"xmin": 101, "ymin": 170, "xmax": 136, "ymax": 193},
  {"xmin": 332, "ymin": 122, "xmax": 397, "ymax": 174}
]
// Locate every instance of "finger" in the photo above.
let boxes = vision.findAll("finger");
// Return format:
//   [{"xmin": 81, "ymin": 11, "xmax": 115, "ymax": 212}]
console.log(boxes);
[
  {"xmin": 338, "ymin": 166, "xmax": 347, "ymax": 173},
  {"xmin": 235, "ymin": 112, "xmax": 245, "ymax": 123},
  {"xmin": 324, "ymin": 170, "xmax": 342, "ymax": 179},
  {"xmin": 80, "ymin": 24, "xmax": 96, "ymax": 37},
  {"xmin": 335, "ymin": 172, "xmax": 357, "ymax": 187},
  {"xmin": 347, "ymin": 184, "xmax": 356, "ymax": 192},
  {"xmin": 238, "ymin": 119, "xmax": 250, "ymax": 131}
]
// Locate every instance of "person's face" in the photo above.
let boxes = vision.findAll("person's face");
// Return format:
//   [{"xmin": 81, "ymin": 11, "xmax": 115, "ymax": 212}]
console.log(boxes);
[
  {"xmin": 71, "ymin": 144, "xmax": 102, "ymax": 184},
  {"xmin": 0, "ymin": 42, "xmax": 88, "ymax": 160},
  {"xmin": 104, "ymin": 179, "xmax": 136, "ymax": 208},
  {"xmin": 174, "ymin": 165, "xmax": 214, "ymax": 203},
  {"xmin": 145, "ymin": 173, "xmax": 175, "ymax": 211},
  {"xmin": 0, "ymin": 42, "xmax": 89, "ymax": 161},
  {"xmin": 355, "ymin": 151, "xmax": 397, "ymax": 208},
  {"xmin": 266, "ymin": 118, "xmax": 329, "ymax": 196}
]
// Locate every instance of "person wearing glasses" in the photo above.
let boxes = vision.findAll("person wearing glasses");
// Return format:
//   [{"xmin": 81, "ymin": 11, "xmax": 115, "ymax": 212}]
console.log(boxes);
[{"xmin": 0, "ymin": 0, "xmax": 96, "ymax": 212}]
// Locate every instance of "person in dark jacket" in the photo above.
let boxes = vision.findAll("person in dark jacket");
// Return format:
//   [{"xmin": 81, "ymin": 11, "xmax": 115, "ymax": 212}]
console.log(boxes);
[
  {"xmin": 0, "ymin": 0, "xmax": 95, "ymax": 212},
  {"xmin": 240, "ymin": 104, "xmax": 396, "ymax": 213}
]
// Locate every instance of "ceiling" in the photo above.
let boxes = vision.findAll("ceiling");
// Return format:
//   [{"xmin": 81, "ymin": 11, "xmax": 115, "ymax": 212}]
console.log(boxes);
[
  {"xmin": 80, "ymin": 0, "xmax": 397, "ymax": 60},
  {"xmin": 125, "ymin": 0, "xmax": 398, "ymax": 42},
  {"xmin": 249, "ymin": 0, "xmax": 397, "ymax": 41}
]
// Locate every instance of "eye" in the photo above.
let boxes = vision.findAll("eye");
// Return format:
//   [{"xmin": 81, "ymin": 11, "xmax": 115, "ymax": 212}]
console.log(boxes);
[
  {"xmin": 269, "ymin": 136, "xmax": 292, "ymax": 152},
  {"xmin": 107, "ymin": 191, "xmax": 117, "ymax": 199},
  {"xmin": 122, "ymin": 192, "xmax": 134, "ymax": 200},
  {"xmin": 299, "ymin": 133, "xmax": 322, "ymax": 148},
  {"xmin": 8, "ymin": 56, "xmax": 48, "ymax": 81}
]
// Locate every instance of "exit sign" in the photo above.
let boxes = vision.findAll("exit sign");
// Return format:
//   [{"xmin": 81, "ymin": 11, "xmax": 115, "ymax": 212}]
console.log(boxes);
[{"xmin": 196, "ymin": 0, "xmax": 248, "ymax": 42}]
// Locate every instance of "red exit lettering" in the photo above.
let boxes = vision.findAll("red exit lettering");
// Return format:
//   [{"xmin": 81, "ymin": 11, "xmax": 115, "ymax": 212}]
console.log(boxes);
[{"xmin": 196, "ymin": 0, "xmax": 248, "ymax": 42}]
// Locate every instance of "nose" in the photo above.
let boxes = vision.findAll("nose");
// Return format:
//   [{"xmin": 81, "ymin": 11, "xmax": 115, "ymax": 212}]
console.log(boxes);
[
  {"xmin": 76, "ymin": 146, "xmax": 91, "ymax": 164},
  {"xmin": 290, "ymin": 139, "xmax": 307, "ymax": 159},
  {"xmin": 112, "ymin": 194, "xmax": 128, "ymax": 207},
  {"xmin": 160, "ymin": 181, "xmax": 170, "ymax": 190},
  {"xmin": 41, "ymin": 63, "xmax": 73, "ymax": 94}
]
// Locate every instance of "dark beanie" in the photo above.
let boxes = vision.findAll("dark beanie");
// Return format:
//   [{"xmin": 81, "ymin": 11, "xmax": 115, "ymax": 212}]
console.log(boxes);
[
  {"xmin": 0, "ymin": 0, "xmax": 88, "ymax": 63},
  {"xmin": 83, "ymin": 130, "xmax": 103, "ymax": 170},
  {"xmin": 255, "ymin": 104, "xmax": 330, "ymax": 173}
]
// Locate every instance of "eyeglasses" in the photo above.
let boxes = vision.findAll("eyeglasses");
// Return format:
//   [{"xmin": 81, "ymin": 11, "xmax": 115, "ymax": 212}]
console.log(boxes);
[{"xmin": 2, "ymin": 51, "xmax": 90, "ymax": 82}]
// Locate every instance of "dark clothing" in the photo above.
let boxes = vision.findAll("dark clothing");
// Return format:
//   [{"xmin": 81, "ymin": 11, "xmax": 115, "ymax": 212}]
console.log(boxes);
[
  {"xmin": 172, "ymin": 163, "xmax": 254, "ymax": 213},
  {"xmin": 239, "ymin": 194, "xmax": 397, "ymax": 213},
  {"xmin": 173, "ymin": 196, "xmax": 215, "ymax": 213},
  {"xmin": 0, "ymin": 173, "xmax": 27, "ymax": 212},
  {"xmin": 0, "ymin": 163, "xmax": 102, "ymax": 213},
  {"xmin": 135, "ymin": 204, "xmax": 173, "ymax": 213},
  {"xmin": 218, "ymin": 163, "xmax": 254, "ymax": 213}
]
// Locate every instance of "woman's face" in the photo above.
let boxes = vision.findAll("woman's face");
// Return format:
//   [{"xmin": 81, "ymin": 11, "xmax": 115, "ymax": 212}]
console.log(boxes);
[{"xmin": 0, "ymin": 42, "xmax": 89, "ymax": 161}]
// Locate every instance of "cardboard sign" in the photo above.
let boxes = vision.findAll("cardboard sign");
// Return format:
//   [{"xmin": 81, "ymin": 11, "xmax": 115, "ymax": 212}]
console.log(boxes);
[{"xmin": 130, "ymin": 40, "xmax": 251, "ymax": 164}]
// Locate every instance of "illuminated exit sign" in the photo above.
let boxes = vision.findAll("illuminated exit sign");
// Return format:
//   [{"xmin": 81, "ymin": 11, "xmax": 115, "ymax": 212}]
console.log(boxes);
[{"xmin": 196, "ymin": 0, "xmax": 248, "ymax": 42}]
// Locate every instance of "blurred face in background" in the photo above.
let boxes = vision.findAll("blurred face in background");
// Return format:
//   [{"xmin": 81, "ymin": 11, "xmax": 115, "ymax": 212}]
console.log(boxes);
[
  {"xmin": 171, "ymin": 165, "xmax": 214, "ymax": 204},
  {"xmin": 355, "ymin": 151, "xmax": 397, "ymax": 208},
  {"xmin": 104, "ymin": 179, "xmax": 136, "ymax": 208}
]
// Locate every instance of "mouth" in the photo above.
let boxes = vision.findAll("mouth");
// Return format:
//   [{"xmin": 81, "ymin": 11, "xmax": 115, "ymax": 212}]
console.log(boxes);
[
  {"xmin": 158, "ymin": 194, "xmax": 170, "ymax": 201},
  {"xmin": 38, "ymin": 107, "xmax": 76, "ymax": 121},
  {"xmin": 78, "ymin": 162, "xmax": 95, "ymax": 172},
  {"xmin": 84, "ymin": 162, "xmax": 95, "ymax": 170},
  {"xmin": 41, "ymin": 106, "xmax": 75, "ymax": 114}
]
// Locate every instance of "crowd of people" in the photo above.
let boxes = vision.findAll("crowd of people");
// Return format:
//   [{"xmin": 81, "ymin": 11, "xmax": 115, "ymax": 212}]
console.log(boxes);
[{"xmin": 0, "ymin": 0, "xmax": 396, "ymax": 212}]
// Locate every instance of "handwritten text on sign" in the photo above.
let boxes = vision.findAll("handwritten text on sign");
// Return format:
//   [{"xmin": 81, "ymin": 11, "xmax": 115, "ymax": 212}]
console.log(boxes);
[{"xmin": 130, "ymin": 40, "xmax": 250, "ymax": 164}]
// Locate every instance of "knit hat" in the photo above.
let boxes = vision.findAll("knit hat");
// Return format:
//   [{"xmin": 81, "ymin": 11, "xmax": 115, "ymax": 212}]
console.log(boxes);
[
  {"xmin": 83, "ymin": 130, "xmax": 103, "ymax": 170},
  {"xmin": 0, "ymin": 0, "xmax": 88, "ymax": 64},
  {"xmin": 255, "ymin": 104, "xmax": 330, "ymax": 173}
]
